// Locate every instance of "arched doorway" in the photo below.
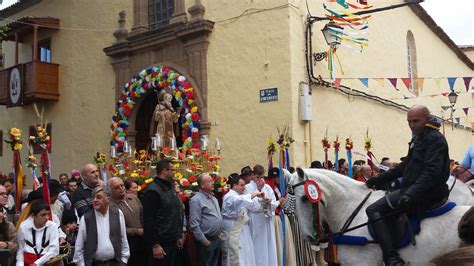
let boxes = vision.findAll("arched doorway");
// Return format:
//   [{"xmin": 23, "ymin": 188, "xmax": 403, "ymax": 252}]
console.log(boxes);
[
  {"xmin": 110, "ymin": 65, "xmax": 201, "ymax": 152},
  {"xmin": 135, "ymin": 90, "xmax": 184, "ymax": 150}
]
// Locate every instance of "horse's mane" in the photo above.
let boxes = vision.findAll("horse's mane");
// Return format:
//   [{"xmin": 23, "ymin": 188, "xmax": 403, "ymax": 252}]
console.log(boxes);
[{"xmin": 304, "ymin": 168, "xmax": 369, "ymax": 190}]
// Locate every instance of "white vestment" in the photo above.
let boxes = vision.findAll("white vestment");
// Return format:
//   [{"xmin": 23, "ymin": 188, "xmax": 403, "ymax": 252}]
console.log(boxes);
[
  {"xmin": 221, "ymin": 189, "xmax": 260, "ymax": 266},
  {"xmin": 245, "ymin": 181, "xmax": 279, "ymax": 266}
]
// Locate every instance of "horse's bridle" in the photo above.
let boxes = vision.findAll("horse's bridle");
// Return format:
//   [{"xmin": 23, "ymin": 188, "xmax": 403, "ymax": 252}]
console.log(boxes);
[{"xmin": 289, "ymin": 173, "xmax": 325, "ymax": 207}]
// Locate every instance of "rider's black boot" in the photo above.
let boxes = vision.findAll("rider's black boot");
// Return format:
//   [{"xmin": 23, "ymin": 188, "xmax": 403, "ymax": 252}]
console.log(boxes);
[{"xmin": 369, "ymin": 212, "xmax": 405, "ymax": 266}]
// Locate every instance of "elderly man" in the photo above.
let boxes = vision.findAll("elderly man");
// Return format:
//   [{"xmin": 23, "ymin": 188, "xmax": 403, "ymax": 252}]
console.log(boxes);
[
  {"xmin": 74, "ymin": 186, "xmax": 130, "ymax": 266},
  {"xmin": 72, "ymin": 164, "xmax": 100, "ymax": 217},
  {"xmin": 366, "ymin": 105, "xmax": 451, "ymax": 266},
  {"xmin": 142, "ymin": 159, "xmax": 184, "ymax": 266},
  {"xmin": 109, "ymin": 177, "xmax": 145, "ymax": 266},
  {"xmin": 190, "ymin": 173, "xmax": 223, "ymax": 266},
  {"xmin": 0, "ymin": 185, "xmax": 12, "ymax": 222}
]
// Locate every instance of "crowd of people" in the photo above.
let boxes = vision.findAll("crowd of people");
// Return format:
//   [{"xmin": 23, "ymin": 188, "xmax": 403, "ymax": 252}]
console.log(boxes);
[{"xmin": 0, "ymin": 107, "xmax": 474, "ymax": 266}]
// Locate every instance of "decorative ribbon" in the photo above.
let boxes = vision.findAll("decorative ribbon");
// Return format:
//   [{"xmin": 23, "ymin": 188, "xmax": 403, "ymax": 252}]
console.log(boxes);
[
  {"xmin": 40, "ymin": 150, "xmax": 52, "ymax": 220},
  {"xmin": 334, "ymin": 151, "xmax": 339, "ymax": 172},
  {"xmin": 347, "ymin": 149, "xmax": 353, "ymax": 177},
  {"xmin": 13, "ymin": 150, "xmax": 23, "ymax": 213},
  {"xmin": 278, "ymin": 149, "xmax": 287, "ymax": 266}
]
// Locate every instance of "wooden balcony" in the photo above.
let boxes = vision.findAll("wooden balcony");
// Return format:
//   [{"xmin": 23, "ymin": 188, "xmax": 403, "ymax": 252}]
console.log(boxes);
[{"xmin": 0, "ymin": 60, "xmax": 59, "ymax": 106}]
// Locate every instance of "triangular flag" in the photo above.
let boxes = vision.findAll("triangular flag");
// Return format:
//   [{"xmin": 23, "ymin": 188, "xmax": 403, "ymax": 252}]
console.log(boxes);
[
  {"xmin": 388, "ymin": 78, "xmax": 398, "ymax": 90},
  {"xmin": 433, "ymin": 78, "xmax": 442, "ymax": 89},
  {"xmin": 337, "ymin": 0, "xmax": 349, "ymax": 8},
  {"xmin": 374, "ymin": 78, "xmax": 385, "ymax": 87},
  {"xmin": 463, "ymin": 108, "xmax": 469, "ymax": 116},
  {"xmin": 447, "ymin": 77, "xmax": 457, "ymax": 91},
  {"xmin": 359, "ymin": 78, "xmax": 369, "ymax": 88},
  {"xmin": 463, "ymin": 77, "xmax": 472, "ymax": 92},
  {"xmin": 334, "ymin": 78, "xmax": 342, "ymax": 89},
  {"xmin": 417, "ymin": 78, "xmax": 425, "ymax": 93},
  {"xmin": 401, "ymin": 78, "xmax": 411, "ymax": 90},
  {"xmin": 455, "ymin": 117, "xmax": 460, "ymax": 125}
]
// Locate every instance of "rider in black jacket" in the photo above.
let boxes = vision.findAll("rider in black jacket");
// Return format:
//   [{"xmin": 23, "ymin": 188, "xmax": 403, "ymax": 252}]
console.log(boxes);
[{"xmin": 365, "ymin": 105, "xmax": 450, "ymax": 266}]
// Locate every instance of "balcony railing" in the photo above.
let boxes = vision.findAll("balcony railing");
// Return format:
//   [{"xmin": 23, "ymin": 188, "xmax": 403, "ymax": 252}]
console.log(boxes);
[{"xmin": 0, "ymin": 60, "xmax": 59, "ymax": 106}]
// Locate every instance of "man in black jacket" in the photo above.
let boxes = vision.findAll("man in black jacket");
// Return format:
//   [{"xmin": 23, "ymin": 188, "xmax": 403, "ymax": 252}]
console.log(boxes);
[
  {"xmin": 365, "ymin": 105, "xmax": 450, "ymax": 266},
  {"xmin": 142, "ymin": 159, "xmax": 185, "ymax": 266}
]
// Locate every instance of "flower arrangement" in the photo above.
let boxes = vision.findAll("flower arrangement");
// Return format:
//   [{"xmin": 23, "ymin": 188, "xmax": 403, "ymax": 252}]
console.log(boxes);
[
  {"xmin": 4, "ymin": 128, "xmax": 23, "ymax": 151},
  {"xmin": 267, "ymin": 136, "xmax": 276, "ymax": 154},
  {"xmin": 276, "ymin": 127, "xmax": 294, "ymax": 149},
  {"xmin": 26, "ymin": 154, "xmax": 38, "ymax": 169},
  {"xmin": 345, "ymin": 137, "xmax": 353, "ymax": 150},
  {"xmin": 364, "ymin": 129, "xmax": 372, "ymax": 151},
  {"xmin": 29, "ymin": 125, "xmax": 51, "ymax": 151},
  {"xmin": 333, "ymin": 136, "xmax": 340, "ymax": 151},
  {"xmin": 94, "ymin": 152, "xmax": 107, "ymax": 166},
  {"xmin": 322, "ymin": 137, "xmax": 331, "ymax": 151}
]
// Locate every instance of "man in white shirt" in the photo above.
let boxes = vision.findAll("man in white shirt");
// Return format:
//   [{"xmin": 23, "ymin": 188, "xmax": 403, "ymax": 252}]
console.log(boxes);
[{"xmin": 74, "ymin": 186, "xmax": 130, "ymax": 266}]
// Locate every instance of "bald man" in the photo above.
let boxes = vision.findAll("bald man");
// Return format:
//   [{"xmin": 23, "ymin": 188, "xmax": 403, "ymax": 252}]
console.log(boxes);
[
  {"xmin": 365, "ymin": 105, "xmax": 450, "ymax": 266},
  {"xmin": 71, "ymin": 163, "xmax": 100, "ymax": 217}
]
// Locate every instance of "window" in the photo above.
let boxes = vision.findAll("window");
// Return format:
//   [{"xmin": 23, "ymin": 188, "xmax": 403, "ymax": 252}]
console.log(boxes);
[
  {"xmin": 37, "ymin": 39, "xmax": 51, "ymax": 63},
  {"xmin": 149, "ymin": 0, "xmax": 174, "ymax": 30},
  {"xmin": 406, "ymin": 31, "xmax": 418, "ymax": 95}
]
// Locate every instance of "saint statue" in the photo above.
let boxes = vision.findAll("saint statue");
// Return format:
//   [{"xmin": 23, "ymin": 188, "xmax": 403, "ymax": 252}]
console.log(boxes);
[{"xmin": 150, "ymin": 91, "xmax": 181, "ymax": 147}]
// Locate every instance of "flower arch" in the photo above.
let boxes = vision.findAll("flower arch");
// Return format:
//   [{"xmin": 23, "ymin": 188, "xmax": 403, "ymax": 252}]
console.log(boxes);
[{"xmin": 110, "ymin": 66, "xmax": 201, "ymax": 152}]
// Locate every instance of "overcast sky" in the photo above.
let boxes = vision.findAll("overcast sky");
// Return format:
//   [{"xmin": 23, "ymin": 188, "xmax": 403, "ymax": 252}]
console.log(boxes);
[{"xmin": 0, "ymin": 0, "xmax": 472, "ymax": 45}]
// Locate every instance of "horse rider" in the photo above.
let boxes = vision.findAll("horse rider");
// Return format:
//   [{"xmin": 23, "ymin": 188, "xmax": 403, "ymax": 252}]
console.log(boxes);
[{"xmin": 365, "ymin": 105, "xmax": 450, "ymax": 266}]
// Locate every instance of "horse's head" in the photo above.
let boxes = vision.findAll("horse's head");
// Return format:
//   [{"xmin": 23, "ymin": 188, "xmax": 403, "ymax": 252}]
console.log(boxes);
[{"xmin": 287, "ymin": 167, "xmax": 326, "ymax": 243}]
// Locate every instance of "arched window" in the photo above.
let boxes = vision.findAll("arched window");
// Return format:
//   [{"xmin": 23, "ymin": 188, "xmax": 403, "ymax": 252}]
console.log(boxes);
[
  {"xmin": 406, "ymin": 30, "xmax": 418, "ymax": 95},
  {"xmin": 149, "ymin": 0, "xmax": 174, "ymax": 29}
]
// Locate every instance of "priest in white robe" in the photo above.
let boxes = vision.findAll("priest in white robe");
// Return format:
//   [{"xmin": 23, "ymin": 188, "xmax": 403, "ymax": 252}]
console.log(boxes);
[
  {"xmin": 245, "ymin": 165, "xmax": 285, "ymax": 266},
  {"xmin": 221, "ymin": 173, "xmax": 264, "ymax": 266}
]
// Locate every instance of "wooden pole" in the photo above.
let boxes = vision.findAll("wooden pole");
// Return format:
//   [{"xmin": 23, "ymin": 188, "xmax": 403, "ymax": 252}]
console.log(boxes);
[
  {"xmin": 14, "ymin": 33, "xmax": 19, "ymax": 65},
  {"xmin": 33, "ymin": 25, "xmax": 38, "ymax": 61}
]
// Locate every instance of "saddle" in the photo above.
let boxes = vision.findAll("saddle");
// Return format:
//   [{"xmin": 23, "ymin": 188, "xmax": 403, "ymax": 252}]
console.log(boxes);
[{"xmin": 332, "ymin": 201, "xmax": 457, "ymax": 248}]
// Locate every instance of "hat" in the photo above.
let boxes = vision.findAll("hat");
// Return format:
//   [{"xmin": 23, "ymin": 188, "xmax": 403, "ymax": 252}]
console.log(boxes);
[
  {"xmin": 71, "ymin": 169, "xmax": 80, "ymax": 178},
  {"xmin": 61, "ymin": 209, "xmax": 77, "ymax": 225},
  {"xmin": 269, "ymin": 167, "xmax": 280, "ymax": 178},
  {"xmin": 241, "ymin": 166, "xmax": 253, "ymax": 176}
]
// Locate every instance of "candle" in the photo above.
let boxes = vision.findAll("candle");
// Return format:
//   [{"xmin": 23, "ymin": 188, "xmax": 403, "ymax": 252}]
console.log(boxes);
[
  {"xmin": 169, "ymin": 137, "xmax": 176, "ymax": 151},
  {"xmin": 151, "ymin": 137, "xmax": 158, "ymax": 151},
  {"xmin": 201, "ymin": 136, "xmax": 208, "ymax": 151},
  {"xmin": 123, "ymin": 141, "xmax": 129, "ymax": 153},
  {"xmin": 128, "ymin": 147, "xmax": 133, "ymax": 158},
  {"xmin": 155, "ymin": 134, "xmax": 163, "ymax": 148},
  {"xmin": 215, "ymin": 138, "xmax": 221, "ymax": 151},
  {"xmin": 110, "ymin": 146, "xmax": 116, "ymax": 158}
]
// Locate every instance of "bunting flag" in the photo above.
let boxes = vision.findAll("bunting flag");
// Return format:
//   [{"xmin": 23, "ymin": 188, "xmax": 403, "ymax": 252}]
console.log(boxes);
[
  {"xmin": 463, "ymin": 108, "xmax": 469, "ymax": 116},
  {"xmin": 388, "ymin": 78, "xmax": 398, "ymax": 90},
  {"xmin": 401, "ymin": 78, "xmax": 411, "ymax": 91},
  {"xmin": 417, "ymin": 78, "xmax": 425, "ymax": 92},
  {"xmin": 433, "ymin": 78, "xmax": 442, "ymax": 89},
  {"xmin": 359, "ymin": 78, "xmax": 369, "ymax": 88},
  {"xmin": 374, "ymin": 78, "xmax": 385, "ymax": 87},
  {"xmin": 448, "ymin": 77, "xmax": 457, "ymax": 91},
  {"xmin": 464, "ymin": 77, "xmax": 472, "ymax": 92},
  {"xmin": 334, "ymin": 78, "xmax": 342, "ymax": 89}
]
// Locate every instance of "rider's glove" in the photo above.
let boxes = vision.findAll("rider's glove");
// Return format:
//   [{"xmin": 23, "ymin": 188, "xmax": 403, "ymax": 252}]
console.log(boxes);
[
  {"xmin": 365, "ymin": 177, "xmax": 379, "ymax": 189},
  {"xmin": 397, "ymin": 194, "xmax": 412, "ymax": 209}
]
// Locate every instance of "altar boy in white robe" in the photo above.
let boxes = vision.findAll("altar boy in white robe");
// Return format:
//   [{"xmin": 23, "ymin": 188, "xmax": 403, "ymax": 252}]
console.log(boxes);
[
  {"xmin": 245, "ymin": 165, "xmax": 285, "ymax": 266},
  {"xmin": 221, "ymin": 173, "xmax": 264, "ymax": 266}
]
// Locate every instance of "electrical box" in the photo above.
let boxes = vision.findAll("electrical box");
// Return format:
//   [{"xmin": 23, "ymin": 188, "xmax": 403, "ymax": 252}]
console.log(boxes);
[{"xmin": 300, "ymin": 83, "xmax": 312, "ymax": 121}]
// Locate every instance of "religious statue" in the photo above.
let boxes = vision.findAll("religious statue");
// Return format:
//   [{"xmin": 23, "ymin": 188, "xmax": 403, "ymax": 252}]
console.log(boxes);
[{"xmin": 150, "ymin": 91, "xmax": 181, "ymax": 147}]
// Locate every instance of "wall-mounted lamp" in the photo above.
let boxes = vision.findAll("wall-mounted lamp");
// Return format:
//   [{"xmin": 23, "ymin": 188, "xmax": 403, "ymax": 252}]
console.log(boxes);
[{"xmin": 313, "ymin": 21, "xmax": 343, "ymax": 62}]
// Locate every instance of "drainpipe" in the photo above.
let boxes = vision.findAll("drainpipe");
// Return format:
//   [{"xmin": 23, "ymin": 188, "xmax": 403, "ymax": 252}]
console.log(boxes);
[{"xmin": 300, "ymin": 82, "xmax": 313, "ymax": 166}]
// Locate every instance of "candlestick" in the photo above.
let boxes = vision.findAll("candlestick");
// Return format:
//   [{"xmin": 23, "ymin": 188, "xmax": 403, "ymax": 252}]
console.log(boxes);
[
  {"xmin": 110, "ymin": 146, "xmax": 116, "ymax": 158},
  {"xmin": 155, "ymin": 134, "xmax": 163, "ymax": 148},
  {"xmin": 151, "ymin": 137, "xmax": 157, "ymax": 151},
  {"xmin": 123, "ymin": 141, "xmax": 129, "ymax": 153},
  {"xmin": 215, "ymin": 138, "xmax": 221, "ymax": 151}
]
